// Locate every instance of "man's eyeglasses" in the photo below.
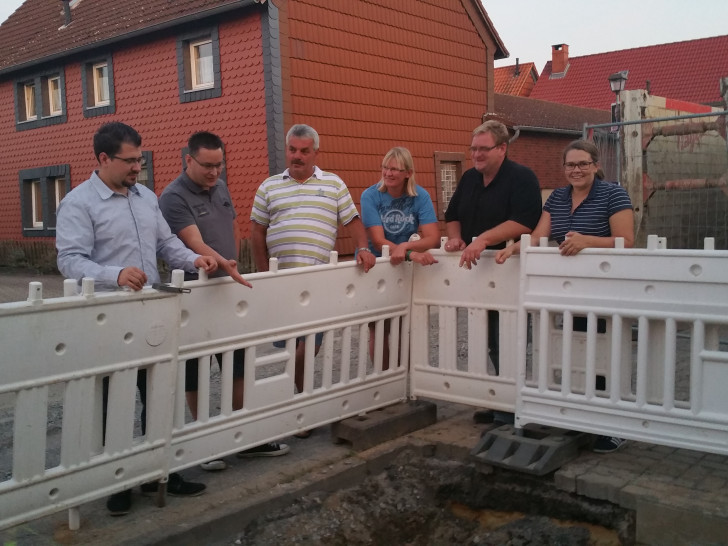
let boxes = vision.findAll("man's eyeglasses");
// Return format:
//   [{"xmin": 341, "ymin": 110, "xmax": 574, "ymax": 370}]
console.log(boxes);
[
  {"xmin": 190, "ymin": 155, "xmax": 225, "ymax": 171},
  {"xmin": 382, "ymin": 166, "xmax": 407, "ymax": 174},
  {"xmin": 110, "ymin": 155, "xmax": 146, "ymax": 167},
  {"xmin": 564, "ymin": 161, "xmax": 594, "ymax": 171},
  {"xmin": 469, "ymin": 144, "xmax": 501, "ymax": 154}
]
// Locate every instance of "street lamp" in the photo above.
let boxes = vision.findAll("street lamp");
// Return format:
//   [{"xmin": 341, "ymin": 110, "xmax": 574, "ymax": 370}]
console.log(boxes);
[{"xmin": 608, "ymin": 70, "xmax": 628, "ymax": 122}]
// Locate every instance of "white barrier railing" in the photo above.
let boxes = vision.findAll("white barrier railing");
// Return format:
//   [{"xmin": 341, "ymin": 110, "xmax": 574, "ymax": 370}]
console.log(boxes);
[
  {"xmin": 0, "ymin": 283, "xmax": 181, "ymax": 531},
  {"xmin": 410, "ymin": 241, "xmax": 520, "ymax": 412},
  {"xmin": 516, "ymin": 234, "xmax": 728, "ymax": 454},
  {"xmin": 168, "ymin": 253, "xmax": 410, "ymax": 471},
  {"xmin": 2, "ymin": 236, "xmax": 728, "ymax": 531}
]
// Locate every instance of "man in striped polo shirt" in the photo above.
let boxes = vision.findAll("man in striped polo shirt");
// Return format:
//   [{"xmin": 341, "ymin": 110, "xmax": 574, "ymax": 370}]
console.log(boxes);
[{"xmin": 251, "ymin": 124, "xmax": 375, "ymax": 397}]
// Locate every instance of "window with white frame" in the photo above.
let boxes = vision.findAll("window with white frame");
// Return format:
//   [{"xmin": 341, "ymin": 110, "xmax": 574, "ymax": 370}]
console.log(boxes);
[
  {"xmin": 93, "ymin": 62, "xmax": 110, "ymax": 106},
  {"xmin": 136, "ymin": 151, "xmax": 155, "ymax": 190},
  {"xmin": 82, "ymin": 55, "xmax": 115, "ymax": 117},
  {"xmin": 177, "ymin": 27, "xmax": 221, "ymax": 103},
  {"xmin": 40, "ymin": 75, "xmax": 63, "ymax": 117},
  {"xmin": 19, "ymin": 165, "xmax": 71, "ymax": 236},
  {"xmin": 191, "ymin": 39, "xmax": 214, "ymax": 89},
  {"xmin": 30, "ymin": 180, "xmax": 43, "ymax": 227},
  {"xmin": 23, "ymin": 82, "xmax": 37, "ymax": 121},
  {"xmin": 434, "ymin": 152, "xmax": 466, "ymax": 220},
  {"xmin": 15, "ymin": 70, "xmax": 66, "ymax": 130}
]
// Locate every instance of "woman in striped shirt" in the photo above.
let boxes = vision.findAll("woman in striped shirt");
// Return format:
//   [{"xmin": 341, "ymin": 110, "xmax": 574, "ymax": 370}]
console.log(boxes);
[
  {"xmin": 496, "ymin": 140, "xmax": 634, "ymax": 263},
  {"xmin": 496, "ymin": 140, "xmax": 634, "ymax": 454}
]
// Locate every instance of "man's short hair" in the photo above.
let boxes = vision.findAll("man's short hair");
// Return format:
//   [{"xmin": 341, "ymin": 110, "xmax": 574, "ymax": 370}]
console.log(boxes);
[
  {"xmin": 286, "ymin": 124, "xmax": 320, "ymax": 150},
  {"xmin": 472, "ymin": 120, "xmax": 510, "ymax": 147},
  {"xmin": 93, "ymin": 122, "xmax": 141, "ymax": 160},
  {"xmin": 188, "ymin": 131, "xmax": 224, "ymax": 156}
]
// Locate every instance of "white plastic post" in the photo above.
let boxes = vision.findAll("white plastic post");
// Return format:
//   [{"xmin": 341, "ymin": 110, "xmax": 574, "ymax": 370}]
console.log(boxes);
[
  {"xmin": 67, "ymin": 507, "xmax": 80, "ymax": 530},
  {"xmin": 269, "ymin": 256, "xmax": 279, "ymax": 273},
  {"xmin": 614, "ymin": 237, "xmax": 625, "ymax": 249},
  {"xmin": 63, "ymin": 279, "xmax": 78, "ymax": 297},
  {"xmin": 170, "ymin": 269, "xmax": 185, "ymax": 288},
  {"xmin": 197, "ymin": 267, "xmax": 208, "ymax": 282},
  {"xmin": 81, "ymin": 278, "xmax": 95, "ymax": 297},
  {"xmin": 646, "ymin": 234, "xmax": 659, "ymax": 250},
  {"xmin": 704, "ymin": 237, "xmax": 715, "ymax": 251},
  {"xmin": 329, "ymin": 250, "xmax": 339, "ymax": 265},
  {"xmin": 27, "ymin": 281, "xmax": 42, "ymax": 303},
  {"xmin": 382, "ymin": 245, "xmax": 390, "ymax": 259}
]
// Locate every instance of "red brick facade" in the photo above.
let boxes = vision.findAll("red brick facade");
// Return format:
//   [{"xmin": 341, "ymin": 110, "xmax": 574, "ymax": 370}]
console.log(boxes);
[{"xmin": 0, "ymin": 0, "xmax": 508, "ymax": 259}]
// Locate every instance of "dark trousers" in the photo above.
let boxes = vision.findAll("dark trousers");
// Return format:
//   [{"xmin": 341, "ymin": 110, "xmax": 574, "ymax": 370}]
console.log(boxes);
[{"xmin": 488, "ymin": 310, "xmax": 499, "ymax": 375}]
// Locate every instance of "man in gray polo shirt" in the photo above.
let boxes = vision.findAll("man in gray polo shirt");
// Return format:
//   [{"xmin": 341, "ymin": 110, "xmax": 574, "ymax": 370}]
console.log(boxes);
[{"xmin": 160, "ymin": 131, "xmax": 289, "ymax": 470}]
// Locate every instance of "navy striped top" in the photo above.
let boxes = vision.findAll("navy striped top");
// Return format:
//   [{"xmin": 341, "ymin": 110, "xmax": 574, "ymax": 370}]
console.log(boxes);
[{"xmin": 544, "ymin": 179, "xmax": 632, "ymax": 243}]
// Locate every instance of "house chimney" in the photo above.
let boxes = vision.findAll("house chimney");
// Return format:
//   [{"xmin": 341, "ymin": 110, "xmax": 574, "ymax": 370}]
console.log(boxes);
[
  {"xmin": 514, "ymin": 58, "xmax": 520, "ymax": 76},
  {"xmin": 60, "ymin": 0, "xmax": 71, "ymax": 26},
  {"xmin": 551, "ymin": 44, "xmax": 569, "ymax": 74}
]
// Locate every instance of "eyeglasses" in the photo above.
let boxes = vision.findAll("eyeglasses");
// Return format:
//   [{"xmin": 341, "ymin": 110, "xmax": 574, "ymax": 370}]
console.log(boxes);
[
  {"xmin": 564, "ymin": 161, "xmax": 594, "ymax": 171},
  {"xmin": 190, "ymin": 155, "xmax": 225, "ymax": 171},
  {"xmin": 469, "ymin": 144, "xmax": 502, "ymax": 154},
  {"xmin": 382, "ymin": 166, "xmax": 407, "ymax": 174},
  {"xmin": 110, "ymin": 155, "xmax": 146, "ymax": 167}
]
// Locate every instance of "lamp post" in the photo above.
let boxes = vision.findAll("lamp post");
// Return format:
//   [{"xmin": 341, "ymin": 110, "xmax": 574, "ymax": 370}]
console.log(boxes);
[
  {"xmin": 608, "ymin": 70, "xmax": 628, "ymax": 123},
  {"xmin": 608, "ymin": 70, "xmax": 628, "ymax": 183}
]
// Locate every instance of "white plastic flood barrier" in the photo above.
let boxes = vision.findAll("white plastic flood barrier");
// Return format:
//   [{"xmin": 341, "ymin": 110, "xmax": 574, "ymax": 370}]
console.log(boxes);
[
  {"xmin": 516, "ymin": 235, "xmax": 728, "ymax": 455},
  {"xmin": 409, "ymin": 239, "xmax": 520, "ymax": 413},
  {"xmin": 167, "ymin": 253, "xmax": 411, "ymax": 472},
  {"xmin": 0, "ymin": 282, "xmax": 182, "ymax": 531}
]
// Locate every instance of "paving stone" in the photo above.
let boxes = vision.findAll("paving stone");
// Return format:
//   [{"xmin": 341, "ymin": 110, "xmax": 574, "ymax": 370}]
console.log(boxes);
[
  {"xmin": 576, "ymin": 473, "xmax": 628, "ymax": 504},
  {"xmin": 636, "ymin": 499, "xmax": 728, "ymax": 546},
  {"xmin": 330, "ymin": 400, "xmax": 437, "ymax": 451}
]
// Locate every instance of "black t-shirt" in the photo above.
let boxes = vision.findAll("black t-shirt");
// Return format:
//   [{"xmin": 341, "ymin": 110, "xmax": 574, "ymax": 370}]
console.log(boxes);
[{"xmin": 444, "ymin": 159, "xmax": 542, "ymax": 249}]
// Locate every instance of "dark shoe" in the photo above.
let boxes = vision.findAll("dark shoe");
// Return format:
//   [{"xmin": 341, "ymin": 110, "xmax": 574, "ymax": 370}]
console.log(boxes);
[
  {"xmin": 140, "ymin": 473, "xmax": 206, "ymax": 497},
  {"xmin": 593, "ymin": 436, "xmax": 627, "ymax": 454},
  {"xmin": 107, "ymin": 489, "xmax": 132, "ymax": 516},
  {"xmin": 236, "ymin": 442, "xmax": 290, "ymax": 458},
  {"xmin": 493, "ymin": 411, "xmax": 515, "ymax": 426},
  {"xmin": 473, "ymin": 409, "xmax": 495, "ymax": 424}
]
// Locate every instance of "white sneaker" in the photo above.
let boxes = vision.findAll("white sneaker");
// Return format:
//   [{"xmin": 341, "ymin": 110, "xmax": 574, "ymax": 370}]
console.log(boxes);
[{"xmin": 200, "ymin": 459, "xmax": 227, "ymax": 471}]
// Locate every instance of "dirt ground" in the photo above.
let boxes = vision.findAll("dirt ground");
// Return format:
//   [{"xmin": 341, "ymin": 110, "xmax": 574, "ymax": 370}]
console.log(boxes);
[{"xmin": 232, "ymin": 451, "xmax": 631, "ymax": 546}]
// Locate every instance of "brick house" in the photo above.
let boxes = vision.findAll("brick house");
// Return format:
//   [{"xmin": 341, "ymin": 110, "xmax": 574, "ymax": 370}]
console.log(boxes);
[
  {"xmin": 0, "ymin": 0, "xmax": 507, "ymax": 268},
  {"xmin": 531, "ymin": 37, "xmax": 728, "ymax": 110},
  {"xmin": 494, "ymin": 60, "xmax": 538, "ymax": 97},
  {"xmin": 489, "ymin": 94, "xmax": 610, "ymax": 199}
]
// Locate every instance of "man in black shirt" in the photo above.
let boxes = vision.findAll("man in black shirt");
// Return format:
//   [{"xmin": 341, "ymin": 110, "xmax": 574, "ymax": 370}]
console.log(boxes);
[{"xmin": 444, "ymin": 120, "xmax": 541, "ymax": 423}]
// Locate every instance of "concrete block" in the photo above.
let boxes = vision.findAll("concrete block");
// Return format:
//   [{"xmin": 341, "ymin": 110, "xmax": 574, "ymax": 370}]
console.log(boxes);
[
  {"xmin": 330, "ymin": 400, "xmax": 437, "ymax": 451},
  {"xmin": 576, "ymin": 473, "xmax": 628, "ymax": 504},
  {"xmin": 471, "ymin": 424, "xmax": 590, "ymax": 476}
]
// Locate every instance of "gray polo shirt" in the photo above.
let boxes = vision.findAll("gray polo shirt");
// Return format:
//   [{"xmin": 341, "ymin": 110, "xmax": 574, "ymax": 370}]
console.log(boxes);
[{"xmin": 159, "ymin": 171, "xmax": 237, "ymax": 278}]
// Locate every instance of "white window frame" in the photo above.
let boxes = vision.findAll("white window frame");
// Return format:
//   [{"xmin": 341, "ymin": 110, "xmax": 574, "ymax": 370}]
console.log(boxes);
[
  {"xmin": 30, "ymin": 180, "xmax": 43, "ymax": 228},
  {"xmin": 53, "ymin": 177, "xmax": 67, "ymax": 210},
  {"xmin": 190, "ymin": 39, "xmax": 214, "ymax": 90},
  {"xmin": 24, "ymin": 82, "xmax": 37, "ymax": 121},
  {"xmin": 48, "ymin": 76, "xmax": 62, "ymax": 116},
  {"xmin": 93, "ymin": 62, "xmax": 110, "ymax": 106}
]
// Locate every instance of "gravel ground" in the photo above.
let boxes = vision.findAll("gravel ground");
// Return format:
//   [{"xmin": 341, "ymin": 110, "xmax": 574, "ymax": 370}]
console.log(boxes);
[{"xmin": 232, "ymin": 451, "xmax": 629, "ymax": 546}]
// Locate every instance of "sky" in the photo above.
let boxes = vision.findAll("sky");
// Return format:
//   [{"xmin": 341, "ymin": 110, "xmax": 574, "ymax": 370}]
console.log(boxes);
[
  {"xmin": 1, "ymin": 0, "xmax": 727, "ymax": 73},
  {"xmin": 484, "ymin": 0, "xmax": 728, "ymax": 73}
]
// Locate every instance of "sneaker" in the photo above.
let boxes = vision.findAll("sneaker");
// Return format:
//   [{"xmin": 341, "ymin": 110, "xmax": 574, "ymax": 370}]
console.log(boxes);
[
  {"xmin": 140, "ymin": 473, "xmax": 206, "ymax": 497},
  {"xmin": 236, "ymin": 442, "xmax": 290, "ymax": 458},
  {"xmin": 200, "ymin": 459, "xmax": 227, "ymax": 472},
  {"xmin": 473, "ymin": 409, "xmax": 495, "ymax": 424},
  {"xmin": 107, "ymin": 489, "xmax": 132, "ymax": 516},
  {"xmin": 593, "ymin": 436, "xmax": 627, "ymax": 454}
]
